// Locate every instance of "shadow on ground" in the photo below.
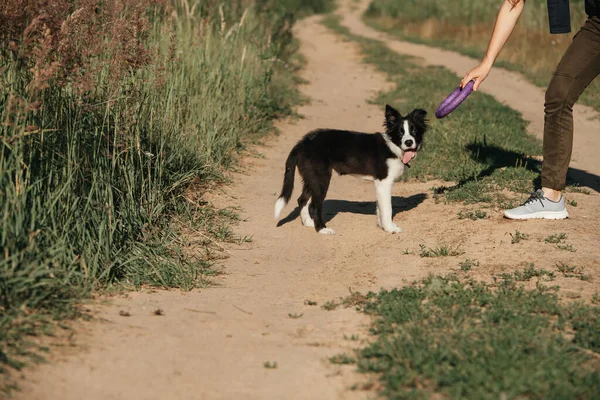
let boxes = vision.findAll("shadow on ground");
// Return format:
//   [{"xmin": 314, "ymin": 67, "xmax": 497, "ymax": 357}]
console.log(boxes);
[
  {"xmin": 277, "ymin": 193, "xmax": 427, "ymax": 227},
  {"xmin": 442, "ymin": 141, "xmax": 600, "ymax": 194}
]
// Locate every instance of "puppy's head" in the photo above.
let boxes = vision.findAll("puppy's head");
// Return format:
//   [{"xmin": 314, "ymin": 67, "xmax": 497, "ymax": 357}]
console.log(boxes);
[{"xmin": 384, "ymin": 105, "xmax": 428, "ymax": 165}]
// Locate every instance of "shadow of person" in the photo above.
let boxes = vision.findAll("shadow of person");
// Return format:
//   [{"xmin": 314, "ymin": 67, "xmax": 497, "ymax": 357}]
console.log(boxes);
[{"xmin": 445, "ymin": 140, "xmax": 599, "ymax": 193}]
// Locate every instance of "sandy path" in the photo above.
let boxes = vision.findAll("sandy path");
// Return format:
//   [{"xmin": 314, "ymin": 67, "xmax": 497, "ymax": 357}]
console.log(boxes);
[
  {"xmin": 343, "ymin": 0, "xmax": 600, "ymax": 190},
  {"xmin": 14, "ymin": 1, "xmax": 600, "ymax": 399}
]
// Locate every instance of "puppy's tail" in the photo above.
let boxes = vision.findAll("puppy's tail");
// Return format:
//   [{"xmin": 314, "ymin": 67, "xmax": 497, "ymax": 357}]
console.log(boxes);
[{"xmin": 274, "ymin": 143, "xmax": 300, "ymax": 220}]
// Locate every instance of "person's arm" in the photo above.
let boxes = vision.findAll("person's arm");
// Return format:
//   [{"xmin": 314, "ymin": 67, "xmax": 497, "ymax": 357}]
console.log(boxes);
[{"xmin": 461, "ymin": 0, "xmax": 526, "ymax": 90}]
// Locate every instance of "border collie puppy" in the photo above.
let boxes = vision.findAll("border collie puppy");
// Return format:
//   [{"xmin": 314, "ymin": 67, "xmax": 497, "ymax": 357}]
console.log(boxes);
[{"xmin": 273, "ymin": 104, "xmax": 428, "ymax": 234}]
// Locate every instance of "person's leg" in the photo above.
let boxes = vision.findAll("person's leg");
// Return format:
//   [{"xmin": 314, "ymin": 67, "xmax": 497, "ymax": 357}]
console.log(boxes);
[
  {"xmin": 505, "ymin": 16, "xmax": 600, "ymax": 220},
  {"xmin": 542, "ymin": 16, "xmax": 600, "ymax": 199}
]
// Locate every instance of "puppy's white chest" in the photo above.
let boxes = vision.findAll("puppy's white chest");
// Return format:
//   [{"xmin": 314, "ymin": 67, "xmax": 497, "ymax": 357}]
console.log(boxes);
[{"xmin": 386, "ymin": 158, "xmax": 405, "ymax": 182}]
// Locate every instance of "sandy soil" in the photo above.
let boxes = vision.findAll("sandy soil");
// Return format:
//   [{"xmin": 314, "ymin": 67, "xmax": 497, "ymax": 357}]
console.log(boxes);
[{"xmin": 14, "ymin": 1, "xmax": 600, "ymax": 399}]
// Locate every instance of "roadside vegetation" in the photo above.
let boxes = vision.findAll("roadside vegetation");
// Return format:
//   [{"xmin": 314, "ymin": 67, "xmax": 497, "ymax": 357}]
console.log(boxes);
[
  {"xmin": 0, "ymin": 0, "xmax": 331, "ymax": 391},
  {"xmin": 364, "ymin": 0, "xmax": 600, "ymax": 112},
  {"xmin": 335, "ymin": 274, "xmax": 600, "ymax": 398}
]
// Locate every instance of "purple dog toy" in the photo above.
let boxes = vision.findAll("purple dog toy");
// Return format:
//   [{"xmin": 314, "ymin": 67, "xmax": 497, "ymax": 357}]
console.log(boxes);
[{"xmin": 435, "ymin": 80, "xmax": 475, "ymax": 119}]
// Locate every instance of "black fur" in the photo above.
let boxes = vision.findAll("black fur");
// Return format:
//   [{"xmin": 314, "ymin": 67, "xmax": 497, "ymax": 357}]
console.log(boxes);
[{"xmin": 275, "ymin": 104, "xmax": 428, "ymax": 233}]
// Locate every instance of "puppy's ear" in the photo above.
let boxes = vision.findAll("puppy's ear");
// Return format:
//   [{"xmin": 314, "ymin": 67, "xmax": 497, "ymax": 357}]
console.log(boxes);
[
  {"xmin": 409, "ymin": 108, "xmax": 429, "ymax": 131},
  {"xmin": 384, "ymin": 104, "xmax": 402, "ymax": 131},
  {"xmin": 409, "ymin": 108, "xmax": 428, "ymax": 122}
]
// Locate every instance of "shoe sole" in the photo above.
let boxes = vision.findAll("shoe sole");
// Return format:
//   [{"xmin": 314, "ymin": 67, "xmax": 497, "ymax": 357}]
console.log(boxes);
[{"xmin": 504, "ymin": 210, "xmax": 569, "ymax": 220}]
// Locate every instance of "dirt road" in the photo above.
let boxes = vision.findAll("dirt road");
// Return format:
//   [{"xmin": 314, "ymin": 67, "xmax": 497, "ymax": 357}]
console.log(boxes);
[{"xmin": 16, "ymin": 1, "xmax": 600, "ymax": 399}]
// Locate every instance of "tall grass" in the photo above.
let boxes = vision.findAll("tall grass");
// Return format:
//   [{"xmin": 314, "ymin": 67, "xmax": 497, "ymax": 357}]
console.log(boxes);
[
  {"xmin": 365, "ymin": 0, "xmax": 600, "ymax": 111},
  {"xmin": 0, "ymin": 0, "xmax": 332, "ymax": 386}
]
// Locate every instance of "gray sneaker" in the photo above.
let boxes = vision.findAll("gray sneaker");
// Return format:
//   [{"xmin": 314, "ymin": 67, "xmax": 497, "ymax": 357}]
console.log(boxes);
[{"xmin": 504, "ymin": 189, "xmax": 569, "ymax": 220}]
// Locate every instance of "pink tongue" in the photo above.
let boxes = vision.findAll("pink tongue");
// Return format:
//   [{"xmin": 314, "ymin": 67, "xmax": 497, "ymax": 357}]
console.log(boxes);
[{"xmin": 402, "ymin": 150, "xmax": 416, "ymax": 164}]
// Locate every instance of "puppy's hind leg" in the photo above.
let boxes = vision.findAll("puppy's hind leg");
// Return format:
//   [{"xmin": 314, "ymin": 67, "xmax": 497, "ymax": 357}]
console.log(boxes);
[
  {"xmin": 297, "ymin": 185, "xmax": 314, "ymax": 228},
  {"xmin": 308, "ymin": 170, "xmax": 334, "ymax": 235},
  {"xmin": 374, "ymin": 180, "xmax": 402, "ymax": 233}
]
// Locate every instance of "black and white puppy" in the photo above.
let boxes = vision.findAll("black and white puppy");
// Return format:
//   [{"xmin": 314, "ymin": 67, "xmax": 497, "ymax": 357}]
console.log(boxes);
[{"xmin": 273, "ymin": 104, "xmax": 428, "ymax": 234}]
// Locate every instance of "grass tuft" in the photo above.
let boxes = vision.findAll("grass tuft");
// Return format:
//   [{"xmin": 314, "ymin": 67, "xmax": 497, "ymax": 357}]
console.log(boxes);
[
  {"xmin": 419, "ymin": 244, "xmax": 464, "ymax": 258},
  {"xmin": 494, "ymin": 264, "xmax": 555, "ymax": 287},
  {"xmin": 556, "ymin": 262, "xmax": 591, "ymax": 281},
  {"xmin": 457, "ymin": 209, "xmax": 487, "ymax": 220},
  {"xmin": 544, "ymin": 233, "xmax": 568, "ymax": 244},
  {"xmin": 510, "ymin": 230, "xmax": 530, "ymax": 244},
  {"xmin": 458, "ymin": 258, "xmax": 479, "ymax": 272}
]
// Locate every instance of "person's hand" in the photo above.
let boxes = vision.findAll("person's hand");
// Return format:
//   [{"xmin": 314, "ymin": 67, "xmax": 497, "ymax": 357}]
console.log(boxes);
[{"xmin": 461, "ymin": 62, "xmax": 492, "ymax": 91}]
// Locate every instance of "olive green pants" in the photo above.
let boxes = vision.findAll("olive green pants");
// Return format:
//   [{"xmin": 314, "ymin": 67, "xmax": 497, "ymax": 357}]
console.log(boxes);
[{"xmin": 543, "ymin": 15, "xmax": 600, "ymax": 190}]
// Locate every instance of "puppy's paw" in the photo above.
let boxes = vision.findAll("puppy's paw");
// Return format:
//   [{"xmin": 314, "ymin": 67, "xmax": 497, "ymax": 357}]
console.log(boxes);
[
  {"xmin": 382, "ymin": 224, "xmax": 403, "ymax": 234},
  {"xmin": 302, "ymin": 217, "xmax": 315, "ymax": 227},
  {"xmin": 318, "ymin": 228, "xmax": 336, "ymax": 235},
  {"xmin": 301, "ymin": 206, "xmax": 315, "ymax": 227}
]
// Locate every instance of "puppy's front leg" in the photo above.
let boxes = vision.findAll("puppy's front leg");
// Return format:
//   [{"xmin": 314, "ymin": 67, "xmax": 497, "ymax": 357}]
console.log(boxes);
[{"xmin": 374, "ymin": 180, "xmax": 403, "ymax": 233}]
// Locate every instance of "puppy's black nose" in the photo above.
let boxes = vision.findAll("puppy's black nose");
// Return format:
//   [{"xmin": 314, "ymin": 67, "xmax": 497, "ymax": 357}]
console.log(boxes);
[{"xmin": 404, "ymin": 139, "xmax": 414, "ymax": 147}]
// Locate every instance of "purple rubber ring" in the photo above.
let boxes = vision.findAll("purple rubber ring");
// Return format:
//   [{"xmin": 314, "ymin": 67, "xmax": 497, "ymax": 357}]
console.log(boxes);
[{"xmin": 435, "ymin": 80, "xmax": 475, "ymax": 119}]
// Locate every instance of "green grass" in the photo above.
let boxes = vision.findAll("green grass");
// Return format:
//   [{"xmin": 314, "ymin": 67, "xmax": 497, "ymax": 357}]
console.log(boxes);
[
  {"xmin": 458, "ymin": 258, "xmax": 479, "ymax": 272},
  {"xmin": 510, "ymin": 230, "xmax": 530, "ymax": 244},
  {"xmin": 457, "ymin": 209, "xmax": 487, "ymax": 220},
  {"xmin": 558, "ymin": 244, "xmax": 577, "ymax": 252},
  {"xmin": 363, "ymin": 0, "xmax": 600, "ymax": 112},
  {"xmin": 419, "ymin": 244, "xmax": 464, "ymax": 258},
  {"xmin": 495, "ymin": 264, "xmax": 555, "ymax": 286},
  {"xmin": 322, "ymin": 15, "xmax": 543, "ymax": 208},
  {"xmin": 339, "ymin": 274, "xmax": 600, "ymax": 399},
  {"xmin": 542, "ymin": 233, "xmax": 577, "ymax": 252},
  {"xmin": 566, "ymin": 184, "xmax": 592, "ymax": 195},
  {"xmin": 0, "ymin": 0, "xmax": 332, "ymax": 391},
  {"xmin": 263, "ymin": 361, "xmax": 278, "ymax": 369},
  {"xmin": 322, "ymin": 300, "xmax": 339, "ymax": 311},
  {"xmin": 544, "ymin": 232, "xmax": 568, "ymax": 244},
  {"xmin": 556, "ymin": 262, "xmax": 591, "ymax": 281},
  {"xmin": 330, "ymin": 353, "xmax": 356, "ymax": 365}
]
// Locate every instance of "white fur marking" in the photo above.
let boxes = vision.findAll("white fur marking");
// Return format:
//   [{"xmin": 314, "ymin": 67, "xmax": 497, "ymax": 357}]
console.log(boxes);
[
  {"xmin": 274, "ymin": 197, "xmax": 287, "ymax": 219},
  {"xmin": 319, "ymin": 227, "xmax": 336, "ymax": 235},
  {"xmin": 301, "ymin": 199, "xmax": 314, "ymax": 227},
  {"xmin": 401, "ymin": 121, "xmax": 417, "ymax": 151},
  {"xmin": 402, "ymin": 121, "xmax": 410, "ymax": 141},
  {"xmin": 382, "ymin": 133, "xmax": 403, "ymax": 159},
  {"xmin": 374, "ymin": 159, "xmax": 405, "ymax": 233}
]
